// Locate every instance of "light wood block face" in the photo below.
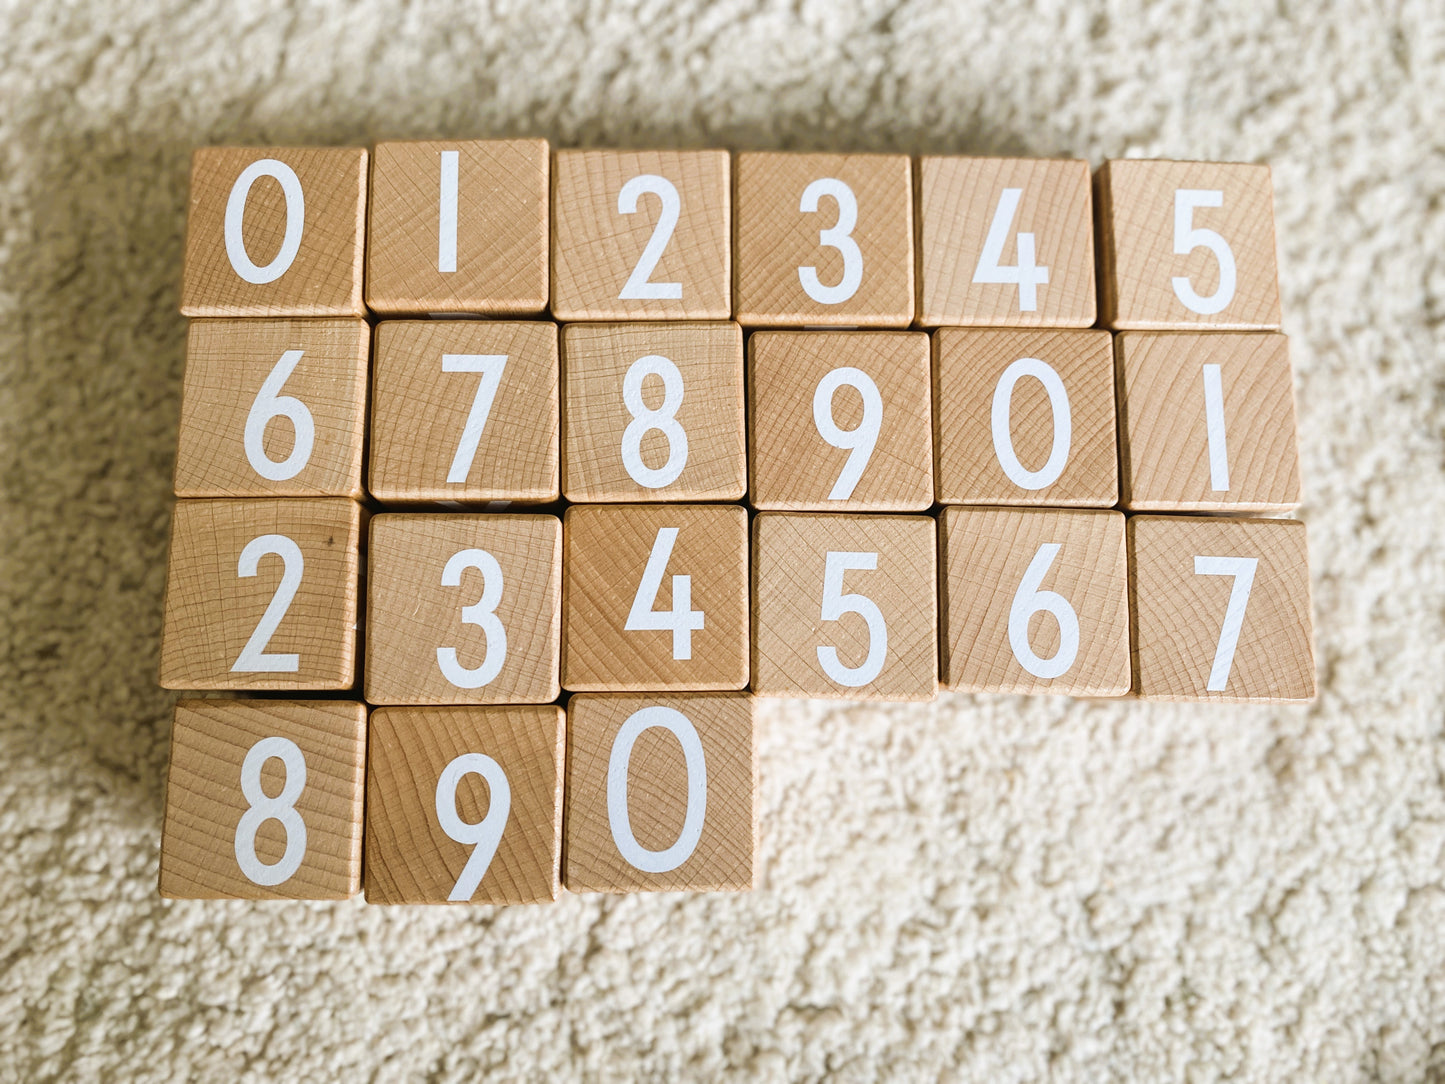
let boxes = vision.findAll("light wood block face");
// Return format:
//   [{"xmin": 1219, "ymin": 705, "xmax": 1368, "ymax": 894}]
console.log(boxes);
[
  {"xmin": 174, "ymin": 318, "xmax": 369, "ymax": 499},
  {"xmin": 368, "ymin": 320, "xmax": 559, "ymax": 505},
  {"xmin": 917, "ymin": 157, "xmax": 1095, "ymax": 328},
  {"xmin": 562, "ymin": 504, "xmax": 748, "ymax": 692},
  {"xmin": 734, "ymin": 152, "xmax": 914, "ymax": 327},
  {"xmin": 366, "ymin": 139, "xmax": 549, "ymax": 315},
  {"xmin": 159, "ymin": 499, "xmax": 361, "ymax": 690},
  {"xmin": 365, "ymin": 514, "xmax": 561, "ymax": 705},
  {"xmin": 364, "ymin": 706, "xmax": 564, "ymax": 904},
  {"xmin": 749, "ymin": 331, "xmax": 933, "ymax": 511},
  {"xmin": 933, "ymin": 328, "xmax": 1117, "ymax": 507},
  {"xmin": 159, "ymin": 699, "xmax": 366, "ymax": 900},
  {"xmin": 752, "ymin": 513, "xmax": 937, "ymax": 700},
  {"xmin": 561, "ymin": 321, "xmax": 745, "ymax": 502},
  {"xmin": 1116, "ymin": 332, "xmax": 1300, "ymax": 512},
  {"xmin": 563, "ymin": 693, "xmax": 754, "ymax": 893},
  {"xmin": 940, "ymin": 507, "xmax": 1131, "ymax": 696},
  {"xmin": 551, "ymin": 150, "xmax": 731, "ymax": 321},
  {"xmin": 1129, "ymin": 515, "xmax": 1315, "ymax": 701},
  {"xmin": 180, "ymin": 147, "xmax": 367, "ymax": 317},
  {"xmin": 1097, "ymin": 159, "xmax": 1282, "ymax": 330}
]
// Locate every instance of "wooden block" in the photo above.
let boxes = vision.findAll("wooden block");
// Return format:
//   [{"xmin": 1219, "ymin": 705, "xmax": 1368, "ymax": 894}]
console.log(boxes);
[
  {"xmin": 551, "ymin": 149, "xmax": 731, "ymax": 321},
  {"xmin": 364, "ymin": 705, "xmax": 564, "ymax": 904},
  {"xmin": 939, "ymin": 507, "xmax": 1131, "ymax": 696},
  {"xmin": 159, "ymin": 499, "xmax": 361, "ymax": 690},
  {"xmin": 1116, "ymin": 332, "xmax": 1301, "ymax": 512},
  {"xmin": 749, "ymin": 331, "xmax": 933, "ymax": 511},
  {"xmin": 563, "ymin": 693, "xmax": 754, "ymax": 893},
  {"xmin": 933, "ymin": 328, "xmax": 1117, "ymax": 507},
  {"xmin": 917, "ymin": 156, "xmax": 1096, "ymax": 328},
  {"xmin": 368, "ymin": 320, "xmax": 559, "ymax": 505},
  {"xmin": 174, "ymin": 318, "xmax": 369, "ymax": 498},
  {"xmin": 752, "ymin": 512, "xmax": 937, "ymax": 701},
  {"xmin": 734, "ymin": 152, "xmax": 913, "ymax": 327},
  {"xmin": 365, "ymin": 513, "xmax": 561, "ymax": 705},
  {"xmin": 180, "ymin": 147, "xmax": 367, "ymax": 317},
  {"xmin": 158, "ymin": 699, "xmax": 366, "ymax": 899},
  {"xmin": 1096, "ymin": 159, "xmax": 1282, "ymax": 330},
  {"xmin": 561, "ymin": 321, "xmax": 745, "ymax": 502},
  {"xmin": 366, "ymin": 138, "xmax": 549, "ymax": 315},
  {"xmin": 1128, "ymin": 515, "xmax": 1315, "ymax": 701},
  {"xmin": 562, "ymin": 504, "xmax": 748, "ymax": 692}
]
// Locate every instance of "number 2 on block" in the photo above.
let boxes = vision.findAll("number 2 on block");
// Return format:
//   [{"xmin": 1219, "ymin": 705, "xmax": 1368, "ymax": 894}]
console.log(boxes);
[
  {"xmin": 973, "ymin": 188, "xmax": 1049, "ymax": 311},
  {"xmin": 626, "ymin": 527, "xmax": 705, "ymax": 660}
]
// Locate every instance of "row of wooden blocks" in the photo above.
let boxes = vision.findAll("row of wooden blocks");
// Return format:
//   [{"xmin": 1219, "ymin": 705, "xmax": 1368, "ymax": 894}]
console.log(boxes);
[{"xmin": 181, "ymin": 144, "xmax": 1283, "ymax": 331}]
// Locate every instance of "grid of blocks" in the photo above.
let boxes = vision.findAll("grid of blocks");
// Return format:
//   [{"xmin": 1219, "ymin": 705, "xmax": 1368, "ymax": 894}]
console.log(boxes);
[{"xmin": 157, "ymin": 143, "xmax": 1315, "ymax": 904}]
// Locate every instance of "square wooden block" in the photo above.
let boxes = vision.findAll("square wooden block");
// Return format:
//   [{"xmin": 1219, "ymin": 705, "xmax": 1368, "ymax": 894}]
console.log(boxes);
[
  {"xmin": 564, "ymin": 693, "xmax": 754, "ymax": 893},
  {"xmin": 1129, "ymin": 515, "xmax": 1315, "ymax": 701},
  {"xmin": 366, "ymin": 514, "xmax": 562, "ymax": 705},
  {"xmin": 174, "ymin": 318, "xmax": 369, "ymax": 499},
  {"xmin": 159, "ymin": 499, "xmax": 361, "ymax": 690},
  {"xmin": 749, "ymin": 331, "xmax": 933, "ymax": 511},
  {"xmin": 1116, "ymin": 332, "xmax": 1301, "ymax": 512},
  {"xmin": 159, "ymin": 699, "xmax": 366, "ymax": 900},
  {"xmin": 734, "ymin": 152, "xmax": 913, "ymax": 327},
  {"xmin": 939, "ymin": 507, "xmax": 1131, "ymax": 696},
  {"xmin": 933, "ymin": 328, "xmax": 1117, "ymax": 507},
  {"xmin": 365, "ymin": 705, "xmax": 565, "ymax": 904},
  {"xmin": 752, "ymin": 513, "xmax": 937, "ymax": 701},
  {"xmin": 917, "ymin": 156, "xmax": 1096, "ymax": 327},
  {"xmin": 366, "ymin": 138, "xmax": 549, "ymax": 315},
  {"xmin": 1096, "ymin": 159, "xmax": 1282, "ymax": 330},
  {"xmin": 551, "ymin": 149, "xmax": 731, "ymax": 321},
  {"xmin": 563, "ymin": 504, "xmax": 748, "ymax": 692},
  {"xmin": 368, "ymin": 320, "xmax": 560, "ymax": 505},
  {"xmin": 561, "ymin": 321, "xmax": 745, "ymax": 502},
  {"xmin": 180, "ymin": 146, "xmax": 367, "ymax": 317}
]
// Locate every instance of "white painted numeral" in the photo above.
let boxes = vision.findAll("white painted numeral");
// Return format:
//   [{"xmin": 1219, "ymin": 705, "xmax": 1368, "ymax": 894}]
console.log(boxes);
[
  {"xmin": 225, "ymin": 159, "xmax": 304, "ymax": 285},
  {"xmin": 972, "ymin": 187, "xmax": 1050, "ymax": 311},
  {"xmin": 232, "ymin": 534, "xmax": 303, "ymax": 673},
  {"xmin": 435, "ymin": 752, "xmax": 511, "ymax": 901},
  {"xmin": 1172, "ymin": 189, "xmax": 1237, "ymax": 315},
  {"xmin": 1194, "ymin": 555, "xmax": 1257, "ymax": 691},
  {"xmin": 813, "ymin": 367, "xmax": 883, "ymax": 501},
  {"xmin": 991, "ymin": 357, "xmax": 1071, "ymax": 490},
  {"xmin": 621, "ymin": 355, "xmax": 688, "ymax": 489},
  {"xmin": 234, "ymin": 736, "xmax": 307, "ymax": 886},
  {"xmin": 1201, "ymin": 363, "xmax": 1230, "ymax": 491},
  {"xmin": 437, "ymin": 549, "xmax": 507, "ymax": 689},
  {"xmin": 438, "ymin": 149, "xmax": 459, "ymax": 273},
  {"xmin": 817, "ymin": 550, "xmax": 887, "ymax": 687},
  {"xmin": 244, "ymin": 349, "xmax": 315, "ymax": 481},
  {"xmin": 607, "ymin": 706, "xmax": 706, "ymax": 873},
  {"xmin": 1007, "ymin": 543, "xmax": 1080, "ymax": 679},
  {"xmin": 443, "ymin": 354, "xmax": 507, "ymax": 484},
  {"xmin": 798, "ymin": 178, "xmax": 863, "ymax": 304},
  {"xmin": 625, "ymin": 527, "xmax": 705, "ymax": 660},
  {"xmin": 618, "ymin": 175, "xmax": 682, "ymax": 300}
]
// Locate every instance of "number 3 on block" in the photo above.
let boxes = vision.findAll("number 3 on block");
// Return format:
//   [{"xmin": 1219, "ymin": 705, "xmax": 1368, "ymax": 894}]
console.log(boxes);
[{"xmin": 626, "ymin": 527, "xmax": 705, "ymax": 660}]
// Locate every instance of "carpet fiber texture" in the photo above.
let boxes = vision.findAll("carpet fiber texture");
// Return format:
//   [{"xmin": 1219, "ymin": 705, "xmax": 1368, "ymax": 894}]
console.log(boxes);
[{"xmin": 2, "ymin": 1, "xmax": 1443, "ymax": 1080}]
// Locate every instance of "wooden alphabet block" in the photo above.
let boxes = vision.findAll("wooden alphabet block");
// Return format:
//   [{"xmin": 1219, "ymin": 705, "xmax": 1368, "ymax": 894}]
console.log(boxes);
[
  {"xmin": 917, "ymin": 156, "xmax": 1096, "ymax": 327},
  {"xmin": 749, "ymin": 331, "xmax": 932, "ymax": 511},
  {"xmin": 561, "ymin": 321, "xmax": 745, "ymax": 502},
  {"xmin": 174, "ymin": 318, "xmax": 369, "ymax": 499},
  {"xmin": 159, "ymin": 699, "xmax": 366, "ymax": 899},
  {"xmin": 563, "ymin": 693, "xmax": 754, "ymax": 893},
  {"xmin": 933, "ymin": 328, "xmax": 1117, "ymax": 507},
  {"xmin": 159, "ymin": 499, "xmax": 361, "ymax": 690},
  {"xmin": 551, "ymin": 149, "xmax": 731, "ymax": 321},
  {"xmin": 1096, "ymin": 159, "xmax": 1282, "ymax": 330},
  {"xmin": 368, "ymin": 320, "xmax": 560, "ymax": 505},
  {"xmin": 180, "ymin": 147, "xmax": 367, "ymax": 317},
  {"xmin": 366, "ymin": 138, "xmax": 549, "ymax": 315},
  {"xmin": 365, "ymin": 514, "xmax": 561, "ymax": 705},
  {"xmin": 562, "ymin": 504, "xmax": 748, "ymax": 692},
  {"xmin": 939, "ymin": 507, "xmax": 1131, "ymax": 696},
  {"xmin": 1128, "ymin": 516, "xmax": 1315, "ymax": 701},
  {"xmin": 734, "ymin": 152, "xmax": 913, "ymax": 327},
  {"xmin": 1116, "ymin": 332, "xmax": 1301, "ymax": 512},
  {"xmin": 364, "ymin": 705, "xmax": 564, "ymax": 904},
  {"xmin": 752, "ymin": 512, "xmax": 937, "ymax": 701}
]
